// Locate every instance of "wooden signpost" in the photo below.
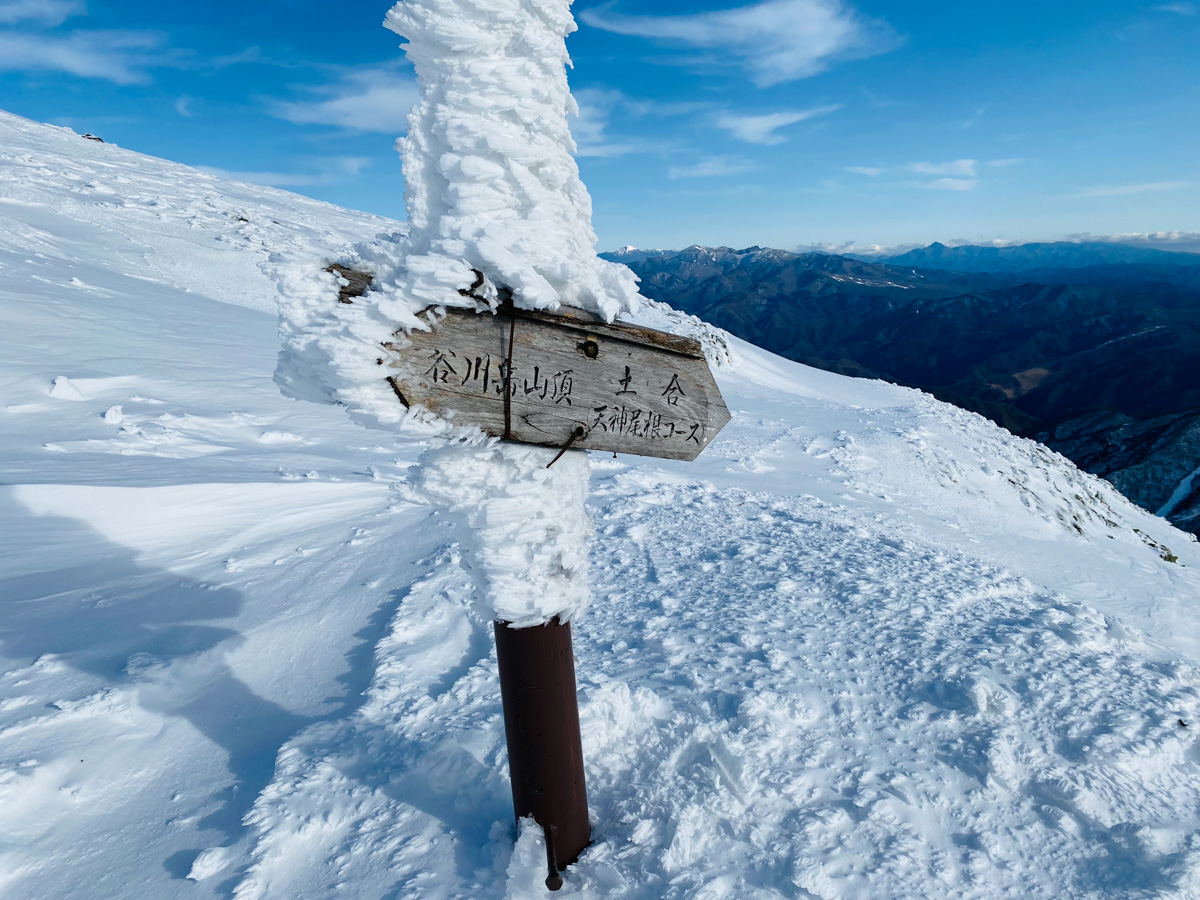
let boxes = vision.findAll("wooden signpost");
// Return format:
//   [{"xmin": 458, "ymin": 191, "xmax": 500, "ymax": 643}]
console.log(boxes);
[
  {"xmin": 380, "ymin": 303, "xmax": 730, "ymax": 462},
  {"xmin": 377, "ymin": 296, "xmax": 730, "ymax": 889}
]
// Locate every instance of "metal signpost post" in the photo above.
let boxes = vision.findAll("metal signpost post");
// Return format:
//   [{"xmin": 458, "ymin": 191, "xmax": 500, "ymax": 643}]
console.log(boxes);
[{"xmin": 378, "ymin": 297, "xmax": 730, "ymax": 888}]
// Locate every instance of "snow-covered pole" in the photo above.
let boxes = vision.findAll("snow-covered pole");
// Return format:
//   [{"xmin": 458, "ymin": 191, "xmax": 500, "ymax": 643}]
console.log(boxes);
[
  {"xmin": 277, "ymin": 0, "xmax": 722, "ymax": 884},
  {"xmin": 382, "ymin": 0, "xmax": 643, "ymax": 885}
]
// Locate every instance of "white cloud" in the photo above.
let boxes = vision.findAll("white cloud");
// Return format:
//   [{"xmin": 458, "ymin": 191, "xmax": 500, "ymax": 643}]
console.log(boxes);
[
  {"xmin": 581, "ymin": 0, "xmax": 899, "ymax": 87},
  {"xmin": 794, "ymin": 239, "xmax": 896, "ymax": 255},
  {"xmin": 716, "ymin": 104, "xmax": 841, "ymax": 144},
  {"xmin": 1070, "ymin": 231, "xmax": 1200, "ymax": 253},
  {"xmin": 1153, "ymin": 3, "xmax": 1196, "ymax": 14},
  {"xmin": 571, "ymin": 88, "xmax": 648, "ymax": 157},
  {"xmin": 174, "ymin": 95, "xmax": 194, "ymax": 117},
  {"xmin": 197, "ymin": 156, "xmax": 371, "ymax": 189},
  {"xmin": 1075, "ymin": 181, "xmax": 1192, "ymax": 198},
  {"xmin": 668, "ymin": 156, "xmax": 755, "ymax": 179},
  {"xmin": 571, "ymin": 88, "xmax": 696, "ymax": 157},
  {"xmin": 915, "ymin": 177, "xmax": 978, "ymax": 191},
  {"xmin": 987, "ymin": 158, "xmax": 1024, "ymax": 168},
  {"xmin": 0, "ymin": 29, "xmax": 176, "ymax": 84},
  {"xmin": 0, "ymin": 0, "xmax": 82, "ymax": 26},
  {"xmin": 947, "ymin": 106, "xmax": 986, "ymax": 130},
  {"xmin": 211, "ymin": 46, "xmax": 302, "ymax": 70},
  {"xmin": 805, "ymin": 233, "xmax": 1200, "ymax": 257},
  {"xmin": 271, "ymin": 67, "xmax": 418, "ymax": 133},
  {"xmin": 908, "ymin": 159, "xmax": 977, "ymax": 177},
  {"xmin": 846, "ymin": 159, "xmax": 990, "ymax": 189}
]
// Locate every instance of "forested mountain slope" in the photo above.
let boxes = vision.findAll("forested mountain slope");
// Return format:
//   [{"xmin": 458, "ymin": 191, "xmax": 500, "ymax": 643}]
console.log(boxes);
[{"xmin": 608, "ymin": 245, "xmax": 1200, "ymax": 535}]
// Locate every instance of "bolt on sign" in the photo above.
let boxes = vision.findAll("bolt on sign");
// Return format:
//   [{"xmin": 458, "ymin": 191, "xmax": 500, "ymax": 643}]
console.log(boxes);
[{"xmin": 381, "ymin": 303, "xmax": 731, "ymax": 460}]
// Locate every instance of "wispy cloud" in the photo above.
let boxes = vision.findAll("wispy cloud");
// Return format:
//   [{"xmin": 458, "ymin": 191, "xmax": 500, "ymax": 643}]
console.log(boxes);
[
  {"xmin": 987, "ymin": 158, "xmax": 1024, "ymax": 168},
  {"xmin": 908, "ymin": 159, "xmax": 977, "ymax": 177},
  {"xmin": 795, "ymin": 239, "xmax": 897, "ymax": 255},
  {"xmin": 0, "ymin": 0, "xmax": 82, "ymax": 26},
  {"xmin": 1153, "ymin": 3, "xmax": 1196, "ymax": 14},
  {"xmin": 271, "ymin": 67, "xmax": 418, "ymax": 133},
  {"xmin": 581, "ymin": 0, "xmax": 900, "ymax": 87},
  {"xmin": 1075, "ymin": 181, "xmax": 1191, "ymax": 198},
  {"xmin": 0, "ymin": 1, "xmax": 182, "ymax": 84},
  {"xmin": 174, "ymin": 95, "xmax": 195, "ymax": 117},
  {"xmin": 845, "ymin": 158, "xmax": 1002, "ymax": 190},
  {"xmin": 1068, "ymin": 230, "xmax": 1200, "ymax": 253},
  {"xmin": 212, "ymin": 46, "xmax": 303, "ymax": 70},
  {"xmin": 914, "ymin": 177, "xmax": 978, "ymax": 191},
  {"xmin": 947, "ymin": 106, "xmax": 986, "ymax": 130},
  {"xmin": 571, "ymin": 88, "xmax": 697, "ymax": 157},
  {"xmin": 197, "ymin": 156, "xmax": 372, "ymax": 189},
  {"xmin": 716, "ymin": 104, "xmax": 841, "ymax": 144},
  {"xmin": 0, "ymin": 29, "xmax": 179, "ymax": 84},
  {"xmin": 808, "ymin": 232, "xmax": 1200, "ymax": 258},
  {"xmin": 668, "ymin": 156, "xmax": 755, "ymax": 179},
  {"xmin": 572, "ymin": 88, "xmax": 651, "ymax": 157}
]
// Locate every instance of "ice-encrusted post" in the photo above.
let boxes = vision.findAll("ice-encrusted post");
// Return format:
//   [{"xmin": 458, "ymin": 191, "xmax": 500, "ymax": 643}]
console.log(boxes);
[{"xmin": 384, "ymin": 0, "xmax": 641, "ymax": 885}]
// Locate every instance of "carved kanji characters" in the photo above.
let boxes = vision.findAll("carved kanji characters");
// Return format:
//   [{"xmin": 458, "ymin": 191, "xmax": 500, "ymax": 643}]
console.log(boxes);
[
  {"xmin": 423, "ymin": 349, "xmax": 458, "ymax": 383},
  {"xmin": 661, "ymin": 373, "xmax": 685, "ymax": 406}
]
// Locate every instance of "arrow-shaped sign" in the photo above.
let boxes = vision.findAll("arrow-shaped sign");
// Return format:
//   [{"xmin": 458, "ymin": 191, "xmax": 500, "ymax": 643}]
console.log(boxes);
[{"xmin": 381, "ymin": 304, "xmax": 731, "ymax": 461}]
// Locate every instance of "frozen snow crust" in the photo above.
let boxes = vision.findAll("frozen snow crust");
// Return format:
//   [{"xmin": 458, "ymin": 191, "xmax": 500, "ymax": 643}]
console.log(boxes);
[{"xmin": 4, "ymin": 109, "xmax": 1200, "ymax": 898}]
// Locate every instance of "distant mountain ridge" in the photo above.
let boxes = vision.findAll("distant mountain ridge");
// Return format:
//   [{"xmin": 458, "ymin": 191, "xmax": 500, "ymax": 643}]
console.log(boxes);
[
  {"xmin": 604, "ymin": 243, "xmax": 1200, "ymax": 536},
  {"xmin": 870, "ymin": 240, "xmax": 1200, "ymax": 273}
]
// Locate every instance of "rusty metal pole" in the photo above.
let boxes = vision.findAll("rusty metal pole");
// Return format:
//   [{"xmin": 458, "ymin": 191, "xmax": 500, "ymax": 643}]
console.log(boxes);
[{"xmin": 493, "ymin": 617, "xmax": 589, "ymax": 889}]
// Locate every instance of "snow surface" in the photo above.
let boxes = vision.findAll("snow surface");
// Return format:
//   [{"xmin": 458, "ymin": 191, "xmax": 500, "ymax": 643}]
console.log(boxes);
[{"xmin": 3, "ymin": 108, "xmax": 1200, "ymax": 898}]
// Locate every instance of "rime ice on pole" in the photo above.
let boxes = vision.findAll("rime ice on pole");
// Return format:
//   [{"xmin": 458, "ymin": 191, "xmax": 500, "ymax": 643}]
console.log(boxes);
[
  {"xmin": 383, "ymin": 0, "xmax": 641, "ymax": 322},
  {"xmin": 274, "ymin": 0, "xmax": 634, "ymax": 625},
  {"xmin": 274, "ymin": 0, "xmax": 642, "ymax": 436},
  {"xmin": 410, "ymin": 442, "xmax": 592, "ymax": 626}
]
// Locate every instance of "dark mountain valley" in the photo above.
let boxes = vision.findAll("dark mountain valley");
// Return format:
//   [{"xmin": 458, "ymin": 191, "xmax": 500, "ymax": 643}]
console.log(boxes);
[{"xmin": 604, "ymin": 242, "xmax": 1200, "ymax": 536}]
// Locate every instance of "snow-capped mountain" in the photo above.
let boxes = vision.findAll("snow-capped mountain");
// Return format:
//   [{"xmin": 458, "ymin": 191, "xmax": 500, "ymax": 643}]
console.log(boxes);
[{"xmin": 3, "ymin": 109, "xmax": 1200, "ymax": 899}]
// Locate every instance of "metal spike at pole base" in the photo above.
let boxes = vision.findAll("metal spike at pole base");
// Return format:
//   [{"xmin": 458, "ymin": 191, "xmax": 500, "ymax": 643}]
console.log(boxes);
[{"xmin": 494, "ymin": 618, "xmax": 590, "ymax": 888}]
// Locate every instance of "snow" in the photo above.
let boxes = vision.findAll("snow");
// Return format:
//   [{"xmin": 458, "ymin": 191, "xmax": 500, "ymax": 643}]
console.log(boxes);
[
  {"xmin": 383, "ymin": 0, "xmax": 640, "ymax": 322},
  {"xmin": 3, "ymin": 107, "xmax": 1200, "ymax": 898},
  {"xmin": 409, "ymin": 441, "xmax": 593, "ymax": 626},
  {"xmin": 271, "ymin": 0, "xmax": 640, "ymax": 440},
  {"xmin": 1161, "ymin": 464, "xmax": 1200, "ymax": 519},
  {"xmin": 274, "ymin": 0, "xmax": 644, "ymax": 626}
]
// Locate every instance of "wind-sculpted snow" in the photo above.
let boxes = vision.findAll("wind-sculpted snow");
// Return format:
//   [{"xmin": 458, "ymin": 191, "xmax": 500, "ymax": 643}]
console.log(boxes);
[
  {"xmin": 275, "ymin": 0, "xmax": 645, "ymax": 627},
  {"xmin": 3, "ymin": 110, "xmax": 1200, "ymax": 898},
  {"xmin": 409, "ymin": 441, "xmax": 593, "ymax": 626},
  {"xmin": 270, "ymin": 0, "xmax": 640, "ymax": 438},
  {"xmin": 383, "ymin": 0, "xmax": 640, "ymax": 321}
]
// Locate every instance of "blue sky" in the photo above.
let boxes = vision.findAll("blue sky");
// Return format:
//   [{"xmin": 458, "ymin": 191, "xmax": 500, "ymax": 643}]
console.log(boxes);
[{"xmin": 1, "ymin": 0, "xmax": 1197, "ymax": 252}]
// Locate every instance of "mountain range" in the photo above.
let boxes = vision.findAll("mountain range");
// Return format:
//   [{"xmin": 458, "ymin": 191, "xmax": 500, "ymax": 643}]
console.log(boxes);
[
  {"xmin": 871, "ymin": 240, "xmax": 1200, "ymax": 273},
  {"xmin": 604, "ymin": 243, "xmax": 1200, "ymax": 536}
]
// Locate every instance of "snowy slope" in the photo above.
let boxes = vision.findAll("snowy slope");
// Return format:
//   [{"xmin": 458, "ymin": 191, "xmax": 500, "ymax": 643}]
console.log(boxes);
[{"xmin": 2, "ymin": 109, "xmax": 1200, "ymax": 899}]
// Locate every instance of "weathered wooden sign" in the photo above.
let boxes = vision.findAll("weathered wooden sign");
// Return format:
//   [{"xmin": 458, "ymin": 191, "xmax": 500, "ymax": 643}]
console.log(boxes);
[{"xmin": 380, "ymin": 304, "xmax": 731, "ymax": 460}]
